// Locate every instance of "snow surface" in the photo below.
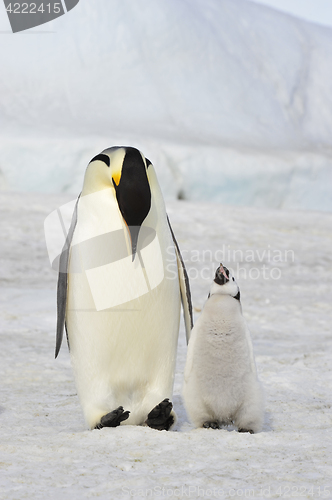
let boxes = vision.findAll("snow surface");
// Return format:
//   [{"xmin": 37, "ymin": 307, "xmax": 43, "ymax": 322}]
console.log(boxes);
[
  {"xmin": 1, "ymin": 191, "xmax": 331, "ymax": 499},
  {"xmin": 1, "ymin": 0, "xmax": 332, "ymax": 210}
]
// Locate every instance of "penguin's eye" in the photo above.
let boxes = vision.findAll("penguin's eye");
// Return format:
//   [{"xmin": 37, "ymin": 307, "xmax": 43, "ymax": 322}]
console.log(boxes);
[{"xmin": 232, "ymin": 277, "xmax": 235, "ymax": 281}]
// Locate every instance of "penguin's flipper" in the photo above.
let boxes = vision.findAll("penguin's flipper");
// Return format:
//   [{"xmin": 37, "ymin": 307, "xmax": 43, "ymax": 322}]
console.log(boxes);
[
  {"xmin": 167, "ymin": 216, "xmax": 193, "ymax": 344},
  {"xmin": 55, "ymin": 194, "xmax": 80, "ymax": 359}
]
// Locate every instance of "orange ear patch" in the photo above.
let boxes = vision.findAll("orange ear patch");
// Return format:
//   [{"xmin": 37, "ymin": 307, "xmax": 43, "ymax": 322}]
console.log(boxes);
[{"xmin": 112, "ymin": 171, "xmax": 121, "ymax": 186}]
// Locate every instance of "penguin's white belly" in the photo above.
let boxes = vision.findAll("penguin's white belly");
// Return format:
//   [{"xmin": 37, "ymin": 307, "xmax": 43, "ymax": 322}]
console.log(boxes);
[
  {"xmin": 67, "ymin": 279, "xmax": 180, "ymax": 428},
  {"xmin": 66, "ymin": 195, "xmax": 180, "ymax": 429},
  {"xmin": 188, "ymin": 331, "xmax": 255, "ymax": 418}
]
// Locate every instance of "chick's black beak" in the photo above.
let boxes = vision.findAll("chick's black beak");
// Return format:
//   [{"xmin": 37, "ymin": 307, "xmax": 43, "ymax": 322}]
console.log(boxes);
[{"xmin": 214, "ymin": 263, "xmax": 230, "ymax": 285}]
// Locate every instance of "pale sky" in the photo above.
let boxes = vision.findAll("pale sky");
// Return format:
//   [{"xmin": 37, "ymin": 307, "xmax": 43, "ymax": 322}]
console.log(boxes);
[{"xmin": 247, "ymin": 0, "xmax": 332, "ymax": 28}]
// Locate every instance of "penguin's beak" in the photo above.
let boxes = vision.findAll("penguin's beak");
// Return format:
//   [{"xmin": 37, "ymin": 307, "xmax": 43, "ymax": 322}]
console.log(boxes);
[
  {"xmin": 219, "ymin": 264, "xmax": 230, "ymax": 281},
  {"xmin": 122, "ymin": 220, "xmax": 140, "ymax": 262},
  {"xmin": 128, "ymin": 226, "xmax": 140, "ymax": 262},
  {"xmin": 214, "ymin": 263, "xmax": 230, "ymax": 285}
]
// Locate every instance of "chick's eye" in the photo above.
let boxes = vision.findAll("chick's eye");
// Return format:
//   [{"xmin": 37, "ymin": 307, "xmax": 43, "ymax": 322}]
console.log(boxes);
[{"xmin": 232, "ymin": 277, "xmax": 235, "ymax": 281}]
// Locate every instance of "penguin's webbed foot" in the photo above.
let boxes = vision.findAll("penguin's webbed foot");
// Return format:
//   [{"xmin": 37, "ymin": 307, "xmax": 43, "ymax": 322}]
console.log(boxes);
[
  {"xmin": 95, "ymin": 406, "xmax": 130, "ymax": 429},
  {"xmin": 203, "ymin": 421, "xmax": 220, "ymax": 429},
  {"xmin": 238, "ymin": 428, "xmax": 254, "ymax": 434},
  {"xmin": 146, "ymin": 398, "xmax": 174, "ymax": 431}
]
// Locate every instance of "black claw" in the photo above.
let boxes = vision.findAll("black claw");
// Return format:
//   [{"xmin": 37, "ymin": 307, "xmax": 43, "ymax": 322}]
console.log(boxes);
[
  {"xmin": 146, "ymin": 398, "xmax": 174, "ymax": 431},
  {"xmin": 95, "ymin": 406, "xmax": 130, "ymax": 429},
  {"xmin": 203, "ymin": 421, "xmax": 220, "ymax": 429},
  {"xmin": 238, "ymin": 428, "xmax": 254, "ymax": 434}
]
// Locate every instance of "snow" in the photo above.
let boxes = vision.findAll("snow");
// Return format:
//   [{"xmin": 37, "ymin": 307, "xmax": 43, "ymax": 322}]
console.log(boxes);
[
  {"xmin": 1, "ymin": 0, "xmax": 332, "ymax": 495},
  {"xmin": 1, "ymin": 0, "xmax": 332, "ymax": 210},
  {"xmin": 1, "ymin": 191, "xmax": 331, "ymax": 499}
]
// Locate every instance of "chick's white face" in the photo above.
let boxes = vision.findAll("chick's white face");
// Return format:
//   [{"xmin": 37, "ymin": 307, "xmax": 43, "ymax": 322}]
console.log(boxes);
[{"xmin": 209, "ymin": 264, "xmax": 240, "ymax": 298}]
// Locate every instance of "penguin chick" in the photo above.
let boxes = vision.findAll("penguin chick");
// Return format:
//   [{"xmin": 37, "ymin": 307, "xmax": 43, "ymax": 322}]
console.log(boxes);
[{"xmin": 183, "ymin": 264, "xmax": 264, "ymax": 433}]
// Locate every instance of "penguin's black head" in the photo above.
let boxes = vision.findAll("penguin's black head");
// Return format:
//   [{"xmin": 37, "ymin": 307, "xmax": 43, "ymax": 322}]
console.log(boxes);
[
  {"xmin": 113, "ymin": 148, "xmax": 151, "ymax": 260},
  {"xmin": 214, "ymin": 264, "xmax": 230, "ymax": 286},
  {"xmin": 211, "ymin": 263, "xmax": 240, "ymax": 301},
  {"xmin": 88, "ymin": 146, "xmax": 152, "ymax": 261}
]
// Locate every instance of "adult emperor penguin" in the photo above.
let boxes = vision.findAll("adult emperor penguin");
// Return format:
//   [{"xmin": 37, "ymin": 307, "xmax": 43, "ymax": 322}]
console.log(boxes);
[
  {"xmin": 56, "ymin": 146, "xmax": 193, "ymax": 431},
  {"xmin": 183, "ymin": 264, "xmax": 264, "ymax": 433}
]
